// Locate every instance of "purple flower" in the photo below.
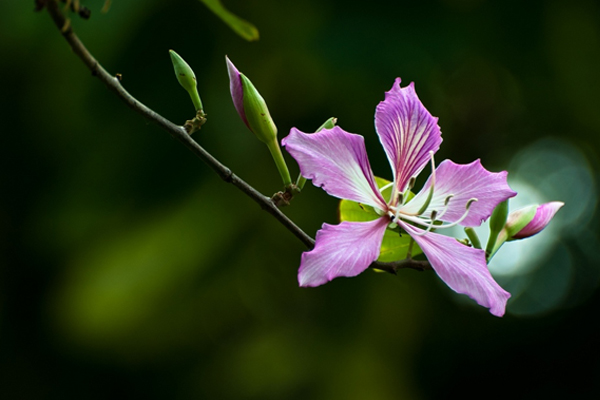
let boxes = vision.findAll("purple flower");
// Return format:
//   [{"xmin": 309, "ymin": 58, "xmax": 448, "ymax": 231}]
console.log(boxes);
[
  {"xmin": 508, "ymin": 202, "xmax": 564, "ymax": 239},
  {"xmin": 282, "ymin": 78, "xmax": 517, "ymax": 316}
]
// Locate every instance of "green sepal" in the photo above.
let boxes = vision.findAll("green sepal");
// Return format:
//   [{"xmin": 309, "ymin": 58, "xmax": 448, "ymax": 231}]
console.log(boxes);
[
  {"xmin": 338, "ymin": 176, "xmax": 422, "ymax": 261},
  {"xmin": 505, "ymin": 205, "xmax": 537, "ymax": 239},
  {"xmin": 487, "ymin": 205, "xmax": 537, "ymax": 261},
  {"xmin": 485, "ymin": 200, "xmax": 508, "ymax": 255}
]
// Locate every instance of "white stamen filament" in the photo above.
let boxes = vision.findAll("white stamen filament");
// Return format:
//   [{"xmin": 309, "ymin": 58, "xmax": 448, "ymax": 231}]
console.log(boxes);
[
  {"xmin": 391, "ymin": 197, "xmax": 479, "ymax": 234},
  {"xmin": 434, "ymin": 194, "xmax": 454, "ymax": 220},
  {"xmin": 416, "ymin": 151, "xmax": 437, "ymax": 215},
  {"xmin": 379, "ymin": 181, "xmax": 394, "ymax": 193}
]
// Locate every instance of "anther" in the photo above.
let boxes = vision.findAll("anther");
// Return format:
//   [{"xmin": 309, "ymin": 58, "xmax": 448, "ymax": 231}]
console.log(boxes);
[
  {"xmin": 466, "ymin": 198, "xmax": 478, "ymax": 209},
  {"xmin": 430, "ymin": 210, "xmax": 438, "ymax": 221},
  {"xmin": 416, "ymin": 151, "xmax": 437, "ymax": 215}
]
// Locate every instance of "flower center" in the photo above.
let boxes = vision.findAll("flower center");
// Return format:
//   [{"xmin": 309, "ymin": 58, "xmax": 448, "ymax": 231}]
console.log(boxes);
[{"xmin": 385, "ymin": 151, "xmax": 478, "ymax": 234}]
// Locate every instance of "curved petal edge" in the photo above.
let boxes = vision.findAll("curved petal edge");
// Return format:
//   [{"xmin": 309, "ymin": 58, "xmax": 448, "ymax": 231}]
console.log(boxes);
[{"xmin": 283, "ymin": 126, "xmax": 387, "ymax": 210}]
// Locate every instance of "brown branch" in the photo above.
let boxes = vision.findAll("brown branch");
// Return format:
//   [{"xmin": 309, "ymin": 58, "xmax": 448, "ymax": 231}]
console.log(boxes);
[{"xmin": 42, "ymin": 0, "xmax": 431, "ymax": 273}]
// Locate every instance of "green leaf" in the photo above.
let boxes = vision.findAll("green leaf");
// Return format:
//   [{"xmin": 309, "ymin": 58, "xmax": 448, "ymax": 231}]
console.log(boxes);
[
  {"xmin": 200, "ymin": 0, "xmax": 259, "ymax": 41},
  {"xmin": 338, "ymin": 176, "xmax": 422, "ymax": 262}
]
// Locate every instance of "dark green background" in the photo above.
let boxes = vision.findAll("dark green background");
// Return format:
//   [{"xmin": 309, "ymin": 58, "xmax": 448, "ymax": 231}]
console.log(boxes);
[{"xmin": 1, "ymin": 0, "xmax": 599, "ymax": 398}]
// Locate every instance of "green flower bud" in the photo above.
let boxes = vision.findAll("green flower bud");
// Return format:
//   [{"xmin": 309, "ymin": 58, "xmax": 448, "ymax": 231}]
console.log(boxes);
[
  {"xmin": 240, "ymin": 73, "xmax": 277, "ymax": 144},
  {"xmin": 169, "ymin": 50, "xmax": 203, "ymax": 112}
]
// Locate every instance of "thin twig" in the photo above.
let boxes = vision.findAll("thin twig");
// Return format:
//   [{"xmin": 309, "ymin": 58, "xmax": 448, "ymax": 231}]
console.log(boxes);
[{"xmin": 42, "ymin": 0, "xmax": 430, "ymax": 273}]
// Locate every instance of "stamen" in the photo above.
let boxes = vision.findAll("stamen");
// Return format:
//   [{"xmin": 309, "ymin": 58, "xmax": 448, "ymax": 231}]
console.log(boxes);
[
  {"xmin": 430, "ymin": 209, "xmax": 438, "ymax": 221},
  {"xmin": 378, "ymin": 182, "xmax": 393, "ymax": 193},
  {"xmin": 416, "ymin": 151, "xmax": 437, "ymax": 215},
  {"xmin": 412, "ymin": 209, "xmax": 439, "ymax": 236},
  {"xmin": 402, "ymin": 197, "xmax": 479, "ymax": 234},
  {"xmin": 397, "ymin": 193, "xmax": 404, "ymax": 206},
  {"xmin": 435, "ymin": 194, "xmax": 454, "ymax": 220},
  {"xmin": 435, "ymin": 198, "xmax": 478, "ymax": 229},
  {"xmin": 413, "ymin": 220, "xmax": 436, "ymax": 236}
]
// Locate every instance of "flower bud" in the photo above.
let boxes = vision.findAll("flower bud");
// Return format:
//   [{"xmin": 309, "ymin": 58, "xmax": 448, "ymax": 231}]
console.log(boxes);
[
  {"xmin": 226, "ymin": 56, "xmax": 277, "ymax": 144},
  {"xmin": 169, "ymin": 50, "xmax": 203, "ymax": 111},
  {"xmin": 506, "ymin": 201, "xmax": 564, "ymax": 239}
]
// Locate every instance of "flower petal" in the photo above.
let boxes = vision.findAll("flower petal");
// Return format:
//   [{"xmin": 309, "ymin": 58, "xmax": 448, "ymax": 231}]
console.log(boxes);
[
  {"xmin": 298, "ymin": 218, "xmax": 389, "ymax": 287},
  {"xmin": 401, "ymin": 222, "xmax": 511, "ymax": 317},
  {"xmin": 402, "ymin": 159, "xmax": 517, "ymax": 227},
  {"xmin": 283, "ymin": 126, "xmax": 387, "ymax": 209},
  {"xmin": 511, "ymin": 201, "xmax": 564, "ymax": 239},
  {"xmin": 226, "ymin": 56, "xmax": 248, "ymax": 127},
  {"xmin": 375, "ymin": 78, "xmax": 442, "ymax": 195}
]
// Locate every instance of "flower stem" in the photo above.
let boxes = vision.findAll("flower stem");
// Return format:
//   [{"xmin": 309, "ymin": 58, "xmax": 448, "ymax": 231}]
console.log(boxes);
[
  {"xmin": 266, "ymin": 139, "xmax": 292, "ymax": 187},
  {"xmin": 464, "ymin": 227, "xmax": 482, "ymax": 249},
  {"xmin": 190, "ymin": 86, "xmax": 204, "ymax": 112}
]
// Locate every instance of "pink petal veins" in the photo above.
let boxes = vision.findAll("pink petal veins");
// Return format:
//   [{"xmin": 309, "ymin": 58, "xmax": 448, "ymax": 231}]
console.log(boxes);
[
  {"xmin": 375, "ymin": 78, "xmax": 442, "ymax": 198},
  {"xmin": 283, "ymin": 127, "xmax": 387, "ymax": 210}
]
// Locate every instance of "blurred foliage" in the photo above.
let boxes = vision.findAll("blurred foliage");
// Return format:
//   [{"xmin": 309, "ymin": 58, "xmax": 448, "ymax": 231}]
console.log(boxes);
[
  {"xmin": 1, "ymin": 0, "xmax": 599, "ymax": 399},
  {"xmin": 200, "ymin": 0, "xmax": 259, "ymax": 41}
]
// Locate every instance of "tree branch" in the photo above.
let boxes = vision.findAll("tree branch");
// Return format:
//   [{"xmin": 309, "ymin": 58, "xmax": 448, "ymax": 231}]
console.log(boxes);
[{"xmin": 42, "ymin": 0, "xmax": 431, "ymax": 273}]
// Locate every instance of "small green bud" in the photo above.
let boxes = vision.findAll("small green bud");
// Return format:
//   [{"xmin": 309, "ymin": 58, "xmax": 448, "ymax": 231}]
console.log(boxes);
[
  {"xmin": 240, "ymin": 73, "xmax": 277, "ymax": 144},
  {"xmin": 169, "ymin": 50, "xmax": 203, "ymax": 112},
  {"xmin": 316, "ymin": 117, "xmax": 338, "ymax": 131}
]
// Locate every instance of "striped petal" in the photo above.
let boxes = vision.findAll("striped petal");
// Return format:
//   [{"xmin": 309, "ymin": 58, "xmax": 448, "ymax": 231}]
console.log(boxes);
[
  {"xmin": 375, "ymin": 78, "xmax": 442, "ymax": 196},
  {"xmin": 402, "ymin": 222, "xmax": 511, "ymax": 317},
  {"xmin": 298, "ymin": 218, "xmax": 389, "ymax": 287},
  {"xmin": 283, "ymin": 126, "xmax": 387, "ymax": 210},
  {"xmin": 402, "ymin": 159, "xmax": 517, "ymax": 227}
]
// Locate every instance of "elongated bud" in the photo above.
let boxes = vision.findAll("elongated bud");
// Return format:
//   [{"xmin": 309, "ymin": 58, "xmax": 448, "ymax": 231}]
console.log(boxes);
[
  {"xmin": 226, "ymin": 56, "xmax": 247, "ymax": 127},
  {"xmin": 226, "ymin": 56, "xmax": 291, "ymax": 186},
  {"xmin": 240, "ymin": 74, "xmax": 278, "ymax": 144},
  {"xmin": 486, "ymin": 200, "xmax": 508, "ymax": 255},
  {"xmin": 226, "ymin": 56, "xmax": 277, "ymax": 144},
  {"xmin": 506, "ymin": 202, "xmax": 564, "ymax": 239},
  {"xmin": 169, "ymin": 50, "xmax": 203, "ymax": 112}
]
